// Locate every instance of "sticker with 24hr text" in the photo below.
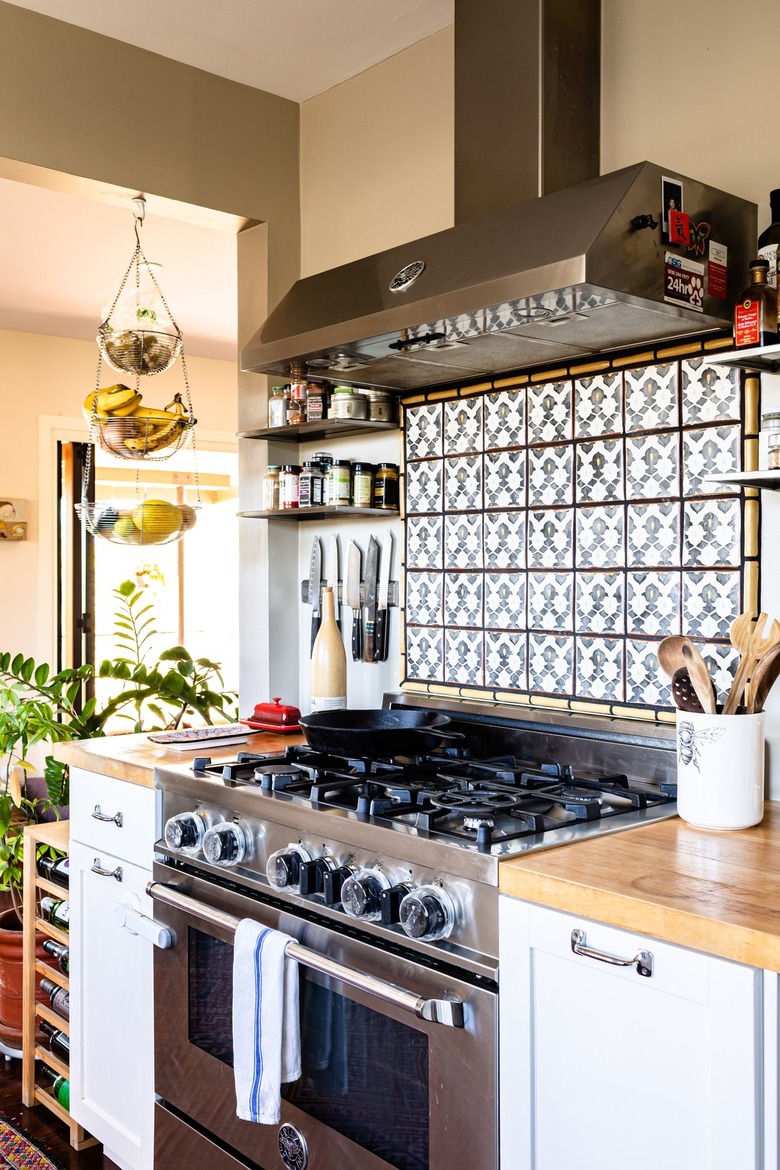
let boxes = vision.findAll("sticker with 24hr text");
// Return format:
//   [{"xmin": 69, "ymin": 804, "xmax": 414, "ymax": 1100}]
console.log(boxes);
[{"xmin": 664, "ymin": 252, "xmax": 705, "ymax": 311}]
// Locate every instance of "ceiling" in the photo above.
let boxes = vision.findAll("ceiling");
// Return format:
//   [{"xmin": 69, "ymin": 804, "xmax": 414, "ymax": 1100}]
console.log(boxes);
[{"xmin": 0, "ymin": 0, "xmax": 453, "ymax": 360}]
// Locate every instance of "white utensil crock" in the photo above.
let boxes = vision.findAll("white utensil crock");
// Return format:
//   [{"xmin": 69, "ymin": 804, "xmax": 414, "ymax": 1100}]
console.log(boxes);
[{"xmin": 675, "ymin": 710, "xmax": 765, "ymax": 830}]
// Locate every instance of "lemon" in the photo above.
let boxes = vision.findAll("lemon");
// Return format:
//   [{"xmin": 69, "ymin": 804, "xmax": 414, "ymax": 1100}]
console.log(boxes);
[
  {"xmin": 112, "ymin": 516, "xmax": 137, "ymax": 539},
  {"xmin": 132, "ymin": 500, "xmax": 182, "ymax": 538}
]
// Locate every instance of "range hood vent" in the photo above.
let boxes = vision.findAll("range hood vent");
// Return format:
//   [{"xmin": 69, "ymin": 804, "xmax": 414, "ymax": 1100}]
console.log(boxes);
[{"xmin": 242, "ymin": 161, "xmax": 756, "ymax": 390}]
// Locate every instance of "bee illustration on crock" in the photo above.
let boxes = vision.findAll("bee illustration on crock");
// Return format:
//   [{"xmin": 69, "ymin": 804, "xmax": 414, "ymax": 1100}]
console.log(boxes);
[{"xmin": 678, "ymin": 720, "xmax": 725, "ymax": 772}]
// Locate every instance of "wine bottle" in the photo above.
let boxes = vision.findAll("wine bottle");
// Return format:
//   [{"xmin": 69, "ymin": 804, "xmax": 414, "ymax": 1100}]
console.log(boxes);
[
  {"xmin": 40, "ymin": 977, "xmax": 70, "ymax": 1020},
  {"xmin": 42, "ymin": 1065, "xmax": 70, "ymax": 1109},
  {"xmin": 37, "ymin": 854, "xmax": 70, "ymax": 889},
  {"xmin": 41, "ymin": 939, "xmax": 69, "ymax": 975},
  {"xmin": 39, "ymin": 1019, "xmax": 70, "ymax": 1063},
  {"xmin": 734, "ymin": 259, "xmax": 778, "ymax": 348},
  {"xmin": 310, "ymin": 586, "xmax": 347, "ymax": 712},
  {"xmin": 39, "ymin": 896, "xmax": 70, "ymax": 931},
  {"xmin": 758, "ymin": 190, "xmax": 780, "ymax": 289}
]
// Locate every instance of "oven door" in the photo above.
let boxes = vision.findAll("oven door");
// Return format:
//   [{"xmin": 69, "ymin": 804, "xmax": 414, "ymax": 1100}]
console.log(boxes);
[{"xmin": 149, "ymin": 865, "xmax": 498, "ymax": 1170}]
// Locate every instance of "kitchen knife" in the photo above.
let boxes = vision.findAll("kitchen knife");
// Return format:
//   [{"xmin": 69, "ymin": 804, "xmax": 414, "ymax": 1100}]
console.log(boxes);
[
  {"xmin": 375, "ymin": 530, "xmax": 394, "ymax": 662},
  {"xmin": 308, "ymin": 535, "xmax": 322, "ymax": 654},
  {"xmin": 345, "ymin": 539, "xmax": 363, "ymax": 661},
  {"xmin": 363, "ymin": 536, "xmax": 380, "ymax": 663},
  {"xmin": 327, "ymin": 535, "xmax": 340, "ymax": 632}
]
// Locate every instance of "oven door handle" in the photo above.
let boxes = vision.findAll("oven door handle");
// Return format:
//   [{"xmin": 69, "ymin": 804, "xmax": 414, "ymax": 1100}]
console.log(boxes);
[{"xmin": 147, "ymin": 881, "xmax": 465, "ymax": 1028}]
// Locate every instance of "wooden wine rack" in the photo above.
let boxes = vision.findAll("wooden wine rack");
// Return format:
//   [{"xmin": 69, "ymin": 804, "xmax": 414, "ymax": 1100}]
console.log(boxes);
[{"xmin": 21, "ymin": 820, "xmax": 98, "ymax": 1150}]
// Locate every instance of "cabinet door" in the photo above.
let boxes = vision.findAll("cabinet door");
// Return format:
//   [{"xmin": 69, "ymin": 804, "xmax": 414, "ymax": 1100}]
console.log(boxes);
[
  {"xmin": 69, "ymin": 767, "xmax": 158, "ymax": 868},
  {"xmin": 69, "ymin": 840, "xmax": 154, "ymax": 1170},
  {"xmin": 499, "ymin": 897, "xmax": 762, "ymax": 1170}
]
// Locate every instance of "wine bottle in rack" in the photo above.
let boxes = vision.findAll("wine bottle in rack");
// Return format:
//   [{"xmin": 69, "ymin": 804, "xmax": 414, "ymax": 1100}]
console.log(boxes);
[
  {"xmin": 39, "ymin": 896, "xmax": 70, "ymax": 931},
  {"xmin": 39, "ymin": 1019, "xmax": 70, "ymax": 1063},
  {"xmin": 41, "ymin": 1065, "xmax": 70, "ymax": 1109},
  {"xmin": 40, "ymin": 977, "xmax": 70, "ymax": 1020},
  {"xmin": 37, "ymin": 854, "xmax": 70, "ymax": 888},
  {"xmin": 41, "ymin": 939, "xmax": 69, "ymax": 975}
]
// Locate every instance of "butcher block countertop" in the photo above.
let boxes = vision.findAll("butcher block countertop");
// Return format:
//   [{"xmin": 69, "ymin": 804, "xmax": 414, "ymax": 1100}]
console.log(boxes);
[
  {"xmin": 50, "ymin": 729, "xmax": 306, "ymax": 787},
  {"xmin": 500, "ymin": 803, "xmax": 780, "ymax": 972}
]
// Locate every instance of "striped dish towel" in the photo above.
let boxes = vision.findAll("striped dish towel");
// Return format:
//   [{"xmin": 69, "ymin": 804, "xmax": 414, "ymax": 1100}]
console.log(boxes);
[{"xmin": 233, "ymin": 921, "xmax": 301, "ymax": 1124}]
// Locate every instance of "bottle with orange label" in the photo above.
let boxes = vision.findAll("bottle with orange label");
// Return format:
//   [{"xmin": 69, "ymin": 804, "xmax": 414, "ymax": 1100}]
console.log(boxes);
[{"xmin": 734, "ymin": 258, "xmax": 778, "ymax": 348}]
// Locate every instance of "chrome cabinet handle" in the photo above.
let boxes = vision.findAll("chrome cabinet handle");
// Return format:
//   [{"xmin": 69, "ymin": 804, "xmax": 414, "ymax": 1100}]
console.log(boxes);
[
  {"xmin": 570, "ymin": 928, "xmax": 653, "ymax": 978},
  {"xmin": 92, "ymin": 858, "xmax": 123, "ymax": 882},
  {"xmin": 147, "ymin": 881, "xmax": 465, "ymax": 1028},
  {"xmin": 91, "ymin": 804, "xmax": 123, "ymax": 828}
]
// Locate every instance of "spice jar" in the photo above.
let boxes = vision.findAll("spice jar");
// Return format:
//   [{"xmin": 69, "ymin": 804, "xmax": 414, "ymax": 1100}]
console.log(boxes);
[
  {"xmin": 769, "ymin": 433, "xmax": 780, "ymax": 470},
  {"xmin": 305, "ymin": 382, "xmax": 327, "ymax": 421},
  {"xmin": 759, "ymin": 411, "xmax": 780, "ymax": 469},
  {"xmin": 286, "ymin": 389, "xmax": 304, "ymax": 426},
  {"xmin": 328, "ymin": 386, "xmax": 369, "ymax": 420},
  {"xmin": 262, "ymin": 465, "xmax": 280, "ymax": 511},
  {"xmin": 268, "ymin": 386, "xmax": 288, "ymax": 428},
  {"xmin": 315, "ymin": 452, "xmax": 334, "ymax": 503},
  {"xmin": 279, "ymin": 465, "xmax": 300, "ymax": 509},
  {"xmin": 328, "ymin": 459, "xmax": 352, "ymax": 507},
  {"xmin": 352, "ymin": 462, "xmax": 374, "ymax": 507},
  {"xmin": 299, "ymin": 461, "xmax": 324, "ymax": 508},
  {"xmin": 373, "ymin": 463, "xmax": 399, "ymax": 509},
  {"xmin": 362, "ymin": 388, "xmax": 396, "ymax": 422}
]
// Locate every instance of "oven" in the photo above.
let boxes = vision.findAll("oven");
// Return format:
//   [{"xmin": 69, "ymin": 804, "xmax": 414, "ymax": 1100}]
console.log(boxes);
[{"xmin": 149, "ymin": 863, "xmax": 497, "ymax": 1170}]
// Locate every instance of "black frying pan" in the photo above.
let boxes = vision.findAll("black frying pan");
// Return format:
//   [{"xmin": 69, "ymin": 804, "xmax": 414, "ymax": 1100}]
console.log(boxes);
[{"xmin": 298, "ymin": 709, "xmax": 463, "ymax": 756}]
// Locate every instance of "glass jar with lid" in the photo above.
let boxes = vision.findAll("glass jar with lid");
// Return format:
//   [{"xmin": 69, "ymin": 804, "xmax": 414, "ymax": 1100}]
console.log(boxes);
[
  {"xmin": 328, "ymin": 460, "xmax": 352, "ymax": 507},
  {"xmin": 759, "ymin": 411, "xmax": 780, "ymax": 469},
  {"xmin": 279, "ymin": 465, "xmax": 301, "ymax": 509},
  {"xmin": 268, "ymin": 386, "xmax": 288, "ymax": 428},
  {"xmin": 352, "ymin": 463, "xmax": 374, "ymax": 507},
  {"xmin": 262, "ymin": 465, "xmax": 281, "ymax": 511},
  {"xmin": 328, "ymin": 386, "xmax": 369, "ymax": 420},
  {"xmin": 373, "ymin": 463, "xmax": 399, "ymax": 509},
  {"xmin": 299, "ymin": 461, "xmax": 324, "ymax": 508}
]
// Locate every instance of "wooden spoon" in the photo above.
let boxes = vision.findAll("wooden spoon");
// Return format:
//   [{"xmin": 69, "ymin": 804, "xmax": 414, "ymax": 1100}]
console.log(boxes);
[
  {"xmin": 681, "ymin": 641, "xmax": 717, "ymax": 714},
  {"xmin": 657, "ymin": 636, "xmax": 689, "ymax": 680},
  {"xmin": 748, "ymin": 642, "xmax": 780, "ymax": 713},
  {"xmin": 724, "ymin": 612, "xmax": 780, "ymax": 715}
]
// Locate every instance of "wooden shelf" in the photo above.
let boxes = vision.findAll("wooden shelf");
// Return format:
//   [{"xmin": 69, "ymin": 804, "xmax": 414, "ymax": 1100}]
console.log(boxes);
[
  {"xmin": 22, "ymin": 821, "xmax": 97, "ymax": 1150},
  {"xmin": 239, "ymin": 419, "xmax": 398, "ymax": 443},
  {"xmin": 706, "ymin": 470, "xmax": 780, "ymax": 490},
  {"xmin": 708, "ymin": 344, "xmax": 780, "ymax": 373},
  {"xmin": 239, "ymin": 506, "xmax": 399, "ymax": 520}
]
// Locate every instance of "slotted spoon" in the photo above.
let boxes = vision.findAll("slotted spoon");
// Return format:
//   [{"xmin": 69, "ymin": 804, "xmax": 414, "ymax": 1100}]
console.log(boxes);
[{"xmin": 723, "ymin": 611, "xmax": 780, "ymax": 715}]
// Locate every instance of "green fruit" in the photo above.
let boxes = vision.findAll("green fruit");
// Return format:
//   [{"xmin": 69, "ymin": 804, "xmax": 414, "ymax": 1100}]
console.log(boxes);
[
  {"xmin": 132, "ymin": 500, "xmax": 182, "ymax": 538},
  {"xmin": 112, "ymin": 517, "xmax": 136, "ymax": 538}
]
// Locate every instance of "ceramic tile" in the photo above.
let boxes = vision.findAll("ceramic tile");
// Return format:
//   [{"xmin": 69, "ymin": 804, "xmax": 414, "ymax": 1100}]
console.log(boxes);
[
  {"xmin": 405, "ymin": 572, "xmax": 443, "ymax": 627},
  {"xmin": 406, "ymin": 459, "xmax": 443, "ymax": 514},
  {"xmin": 575, "ymin": 572, "xmax": 624, "ymax": 635},
  {"xmin": 444, "ymin": 454, "xmax": 482, "ymax": 511},
  {"xmin": 484, "ymin": 572, "xmax": 526, "ymax": 629},
  {"xmin": 485, "ymin": 630, "xmax": 527, "ymax": 691},
  {"xmin": 625, "ymin": 431, "xmax": 679, "ymax": 500},
  {"xmin": 527, "ymin": 381, "xmax": 573, "ymax": 444},
  {"xmin": 683, "ymin": 497, "xmax": 742, "ymax": 567},
  {"xmin": 444, "ymin": 513, "xmax": 483, "ymax": 569},
  {"xmin": 444, "ymin": 396, "xmax": 483, "ymax": 454},
  {"xmin": 528, "ymin": 571, "xmax": 573, "ymax": 632},
  {"xmin": 527, "ymin": 633, "xmax": 574, "ymax": 695},
  {"xmin": 625, "ymin": 639, "xmax": 668, "ymax": 706},
  {"xmin": 681, "ymin": 358, "xmax": 740, "ymax": 425},
  {"xmin": 405, "ymin": 401, "xmax": 442, "ymax": 460},
  {"xmin": 405, "ymin": 626, "xmax": 443, "ymax": 682},
  {"xmin": 528, "ymin": 444, "xmax": 573, "ymax": 507},
  {"xmin": 626, "ymin": 501, "xmax": 681, "ymax": 567},
  {"xmin": 406, "ymin": 516, "xmax": 443, "ymax": 570},
  {"xmin": 444, "ymin": 628, "xmax": 484, "ymax": 686},
  {"xmin": 574, "ymin": 372, "xmax": 623, "ymax": 439},
  {"xmin": 575, "ymin": 505, "xmax": 625, "ymax": 569},
  {"xmin": 624, "ymin": 363, "xmax": 678, "ymax": 431},
  {"xmin": 682, "ymin": 570, "xmax": 741, "ymax": 640},
  {"xmin": 575, "ymin": 636, "xmax": 624, "ymax": 702},
  {"xmin": 484, "ymin": 449, "xmax": 525, "ymax": 509},
  {"xmin": 484, "ymin": 511, "xmax": 525, "ymax": 570},
  {"xmin": 484, "ymin": 387, "xmax": 525, "ymax": 450},
  {"xmin": 527, "ymin": 509, "xmax": 574, "ymax": 569},
  {"xmin": 443, "ymin": 571, "xmax": 483, "ymax": 627},
  {"xmin": 626, "ymin": 571, "xmax": 681, "ymax": 637},
  {"xmin": 682, "ymin": 425, "xmax": 741, "ymax": 497},
  {"xmin": 575, "ymin": 438, "xmax": 623, "ymax": 503}
]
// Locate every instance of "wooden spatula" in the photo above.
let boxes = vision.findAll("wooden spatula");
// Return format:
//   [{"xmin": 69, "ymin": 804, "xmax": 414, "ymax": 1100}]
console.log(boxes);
[
  {"xmin": 681, "ymin": 641, "xmax": 717, "ymax": 714},
  {"xmin": 723, "ymin": 611, "xmax": 780, "ymax": 715},
  {"xmin": 657, "ymin": 636, "xmax": 689, "ymax": 680},
  {"xmin": 747, "ymin": 642, "xmax": 780, "ymax": 713}
]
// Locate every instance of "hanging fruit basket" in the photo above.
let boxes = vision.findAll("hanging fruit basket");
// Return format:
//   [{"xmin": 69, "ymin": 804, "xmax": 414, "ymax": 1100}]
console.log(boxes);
[
  {"xmin": 83, "ymin": 388, "xmax": 195, "ymax": 459},
  {"xmin": 98, "ymin": 321, "xmax": 182, "ymax": 377},
  {"xmin": 76, "ymin": 499, "xmax": 198, "ymax": 547}
]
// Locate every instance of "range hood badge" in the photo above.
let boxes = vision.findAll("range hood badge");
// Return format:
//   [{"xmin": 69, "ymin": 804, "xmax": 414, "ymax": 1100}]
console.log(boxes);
[{"xmin": 389, "ymin": 260, "xmax": 425, "ymax": 294}]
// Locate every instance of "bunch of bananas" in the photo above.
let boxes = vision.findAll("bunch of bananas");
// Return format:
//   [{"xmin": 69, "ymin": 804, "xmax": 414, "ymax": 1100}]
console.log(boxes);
[{"xmin": 83, "ymin": 385, "xmax": 193, "ymax": 454}]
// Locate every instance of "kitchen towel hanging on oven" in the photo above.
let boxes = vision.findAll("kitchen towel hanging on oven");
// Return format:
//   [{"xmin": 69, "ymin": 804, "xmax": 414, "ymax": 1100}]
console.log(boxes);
[{"xmin": 232, "ymin": 921, "xmax": 301, "ymax": 1124}]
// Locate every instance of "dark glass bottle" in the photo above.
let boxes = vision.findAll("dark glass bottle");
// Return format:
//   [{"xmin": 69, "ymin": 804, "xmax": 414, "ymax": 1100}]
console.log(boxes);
[
  {"xmin": 42, "ymin": 1065, "xmax": 69, "ymax": 1109},
  {"xmin": 40, "ymin": 977, "xmax": 70, "ymax": 1020},
  {"xmin": 734, "ymin": 259, "xmax": 778, "ymax": 348},
  {"xmin": 39, "ymin": 1019, "xmax": 70, "ymax": 1064},
  {"xmin": 37, "ymin": 854, "xmax": 70, "ymax": 888},
  {"xmin": 758, "ymin": 190, "xmax": 780, "ymax": 289},
  {"xmin": 39, "ymin": 896, "xmax": 70, "ymax": 931},
  {"xmin": 41, "ymin": 939, "xmax": 69, "ymax": 975}
]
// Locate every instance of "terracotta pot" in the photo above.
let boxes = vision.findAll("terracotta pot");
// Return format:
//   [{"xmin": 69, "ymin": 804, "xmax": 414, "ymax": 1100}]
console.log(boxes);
[{"xmin": 0, "ymin": 906, "xmax": 48, "ymax": 1050}]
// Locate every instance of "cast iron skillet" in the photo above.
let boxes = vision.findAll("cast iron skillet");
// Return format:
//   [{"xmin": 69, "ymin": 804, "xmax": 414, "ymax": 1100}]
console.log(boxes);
[{"xmin": 298, "ymin": 709, "xmax": 463, "ymax": 756}]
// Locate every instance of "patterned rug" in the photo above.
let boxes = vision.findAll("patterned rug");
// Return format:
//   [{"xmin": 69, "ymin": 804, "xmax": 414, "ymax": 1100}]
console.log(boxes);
[{"xmin": 0, "ymin": 1116, "xmax": 63, "ymax": 1170}]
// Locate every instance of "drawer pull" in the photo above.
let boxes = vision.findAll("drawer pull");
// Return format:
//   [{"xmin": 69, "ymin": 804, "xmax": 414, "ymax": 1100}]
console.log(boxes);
[
  {"xmin": 92, "ymin": 804, "xmax": 123, "ymax": 828},
  {"xmin": 92, "ymin": 858, "xmax": 123, "ymax": 882},
  {"xmin": 570, "ymin": 928, "xmax": 653, "ymax": 978}
]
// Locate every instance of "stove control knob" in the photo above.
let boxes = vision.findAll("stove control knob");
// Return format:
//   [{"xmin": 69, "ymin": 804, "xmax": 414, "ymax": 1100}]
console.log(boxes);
[
  {"xmin": 322, "ymin": 865, "xmax": 355, "ymax": 906},
  {"xmin": 340, "ymin": 868, "xmax": 391, "ymax": 922},
  {"xmin": 380, "ymin": 883, "xmax": 415, "ymax": 927},
  {"xmin": 266, "ymin": 845, "xmax": 312, "ymax": 890},
  {"xmin": 399, "ymin": 885, "xmax": 456, "ymax": 941},
  {"xmin": 202, "ymin": 822, "xmax": 249, "ymax": 867},
  {"xmin": 163, "ymin": 811, "xmax": 213, "ymax": 855},
  {"xmin": 299, "ymin": 857, "xmax": 336, "ymax": 897}
]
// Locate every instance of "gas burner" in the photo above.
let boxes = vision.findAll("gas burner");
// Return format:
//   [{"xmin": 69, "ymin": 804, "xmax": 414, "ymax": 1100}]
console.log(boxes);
[{"xmin": 428, "ymin": 790, "xmax": 524, "ymax": 818}]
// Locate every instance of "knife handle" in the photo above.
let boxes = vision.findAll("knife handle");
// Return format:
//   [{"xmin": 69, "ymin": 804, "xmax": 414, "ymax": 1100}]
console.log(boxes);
[
  {"xmin": 352, "ymin": 609, "xmax": 363, "ymax": 661},
  {"xmin": 364, "ymin": 614, "xmax": 376, "ymax": 663},
  {"xmin": 311, "ymin": 611, "xmax": 321, "ymax": 655},
  {"xmin": 375, "ymin": 608, "xmax": 387, "ymax": 662}
]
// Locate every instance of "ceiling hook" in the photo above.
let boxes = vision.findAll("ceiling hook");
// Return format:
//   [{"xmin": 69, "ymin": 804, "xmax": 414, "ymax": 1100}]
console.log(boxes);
[{"xmin": 132, "ymin": 195, "xmax": 146, "ymax": 225}]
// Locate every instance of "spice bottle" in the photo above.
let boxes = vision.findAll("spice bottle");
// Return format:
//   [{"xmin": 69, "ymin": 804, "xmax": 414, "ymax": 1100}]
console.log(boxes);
[
  {"xmin": 268, "ymin": 386, "xmax": 288, "ymax": 428},
  {"xmin": 305, "ymin": 382, "xmax": 327, "ymax": 422},
  {"xmin": 299, "ymin": 461, "xmax": 324, "ymax": 508},
  {"xmin": 310, "ymin": 587, "xmax": 347, "ymax": 712},
  {"xmin": 262, "ymin": 465, "xmax": 280, "ymax": 511},
  {"xmin": 734, "ymin": 259, "xmax": 778, "ymax": 348},
  {"xmin": 352, "ymin": 463, "xmax": 374, "ymax": 507},
  {"xmin": 279, "ymin": 465, "xmax": 300, "ymax": 509},
  {"xmin": 373, "ymin": 463, "xmax": 400, "ymax": 510},
  {"xmin": 329, "ymin": 459, "xmax": 352, "ymax": 507}
]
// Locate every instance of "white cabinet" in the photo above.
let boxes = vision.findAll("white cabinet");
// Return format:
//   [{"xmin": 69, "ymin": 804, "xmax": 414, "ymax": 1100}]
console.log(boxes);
[
  {"xmin": 69, "ymin": 768, "xmax": 159, "ymax": 1170},
  {"xmin": 499, "ymin": 897, "xmax": 764, "ymax": 1170}
]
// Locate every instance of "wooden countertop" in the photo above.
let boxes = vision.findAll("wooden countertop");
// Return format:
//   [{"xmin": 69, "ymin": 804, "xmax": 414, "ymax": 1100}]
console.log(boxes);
[
  {"xmin": 499, "ymin": 804, "xmax": 780, "ymax": 972},
  {"xmin": 50, "ymin": 729, "xmax": 306, "ymax": 787}
]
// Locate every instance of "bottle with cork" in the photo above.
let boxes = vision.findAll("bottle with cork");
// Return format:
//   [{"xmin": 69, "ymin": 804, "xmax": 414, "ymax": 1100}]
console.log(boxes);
[
  {"xmin": 733, "ymin": 259, "xmax": 778, "ymax": 348},
  {"xmin": 310, "ymin": 587, "xmax": 346, "ymax": 712}
]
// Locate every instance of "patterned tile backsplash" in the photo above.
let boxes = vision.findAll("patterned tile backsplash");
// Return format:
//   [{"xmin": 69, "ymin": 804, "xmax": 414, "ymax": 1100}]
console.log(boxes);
[{"xmin": 401, "ymin": 346, "xmax": 759, "ymax": 717}]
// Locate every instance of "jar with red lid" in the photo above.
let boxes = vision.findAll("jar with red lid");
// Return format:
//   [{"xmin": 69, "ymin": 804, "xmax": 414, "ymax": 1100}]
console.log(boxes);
[{"xmin": 279, "ymin": 465, "xmax": 300, "ymax": 509}]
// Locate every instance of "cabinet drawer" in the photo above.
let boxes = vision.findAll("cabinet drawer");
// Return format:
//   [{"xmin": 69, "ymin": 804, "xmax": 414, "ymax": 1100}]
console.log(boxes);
[{"xmin": 69, "ymin": 768, "xmax": 158, "ymax": 868}]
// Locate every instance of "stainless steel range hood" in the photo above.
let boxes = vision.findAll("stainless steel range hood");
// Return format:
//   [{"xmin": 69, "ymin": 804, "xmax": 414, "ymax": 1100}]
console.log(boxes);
[{"xmin": 241, "ymin": 160, "xmax": 755, "ymax": 390}]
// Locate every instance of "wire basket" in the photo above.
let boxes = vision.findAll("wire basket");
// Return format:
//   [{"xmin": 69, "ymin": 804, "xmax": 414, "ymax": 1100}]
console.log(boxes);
[
  {"xmin": 77, "ymin": 500, "xmax": 198, "ymax": 547},
  {"xmin": 95, "ymin": 410, "xmax": 195, "ymax": 460},
  {"xmin": 97, "ymin": 323, "xmax": 182, "ymax": 377}
]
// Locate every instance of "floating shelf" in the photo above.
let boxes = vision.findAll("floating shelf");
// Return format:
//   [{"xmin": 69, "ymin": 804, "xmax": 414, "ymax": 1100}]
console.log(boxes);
[
  {"xmin": 239, "ymin": 506, "xmax": 399, "ymax": 520},
  {"xmin": 239, "ymin": 419, "xmax": 398, "ymax": 443},
  {"xmin": 707, "ymin": 470, "xmax": 780, "ymax": 491},
  {"xmin": 707, "ymin": 344, "xmax": 780, "ymax": 373}
]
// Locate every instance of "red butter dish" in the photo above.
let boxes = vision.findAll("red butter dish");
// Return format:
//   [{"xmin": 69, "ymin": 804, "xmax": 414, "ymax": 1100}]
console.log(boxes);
[{"xmin": 242, "ymin": 696, "xmax": 301, "ymax": 733}]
